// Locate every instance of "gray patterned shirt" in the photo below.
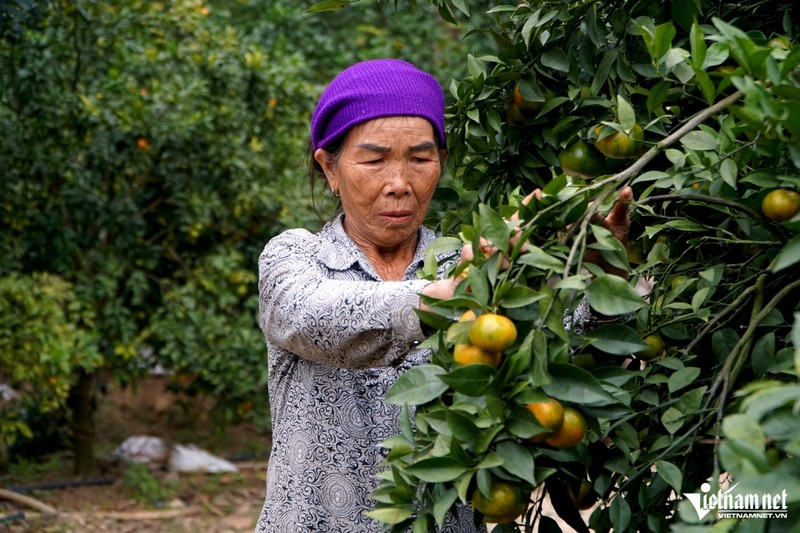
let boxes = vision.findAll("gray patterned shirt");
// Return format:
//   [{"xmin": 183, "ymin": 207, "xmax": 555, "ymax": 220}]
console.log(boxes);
[{"xmin": 255, "ymin": 215, "xmax": 482, "ymax": 532}]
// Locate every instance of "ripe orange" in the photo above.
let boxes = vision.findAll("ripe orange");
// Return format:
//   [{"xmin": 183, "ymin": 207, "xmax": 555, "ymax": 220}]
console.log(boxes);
[
  {"xmin": 468, "ymin": 314, "xmax": 517, "ymax": 353},
  {"xmin": 527, "ymin": 397, "xmax": 565, "ymax": 442},
  {"xmin": 472, "ymin": 479, "xmax": 527, "ymax": 524},
  {"xmin": 761, "ymin": 189, "xmax": 800, "ymax": 221},
  {"xmin": 544, "ymin": 407, "xmax": 587, "ymax": 448},
  {"xmin": 593, "ymin": 123, "xmax": 644, "ymax": 159},
  {"xmin": 558, "ymin": 141, "xmax": 606, "ymax": 179},
  {"xmin": 638, "ymin": 333, "xmax": 665, "ymax": 361},
  {"xmin": 136, "ymin": 137, "xmax": 150, "ymax": 150},
  {"xmin": 453, "ymin": 343, "xmax": 502, "ymax": 367}
]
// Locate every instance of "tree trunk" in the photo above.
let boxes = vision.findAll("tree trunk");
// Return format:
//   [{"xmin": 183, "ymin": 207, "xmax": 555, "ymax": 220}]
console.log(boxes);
[{"xmin": 69, "ymin": 368, "xmax": 95, "ymax": 477}]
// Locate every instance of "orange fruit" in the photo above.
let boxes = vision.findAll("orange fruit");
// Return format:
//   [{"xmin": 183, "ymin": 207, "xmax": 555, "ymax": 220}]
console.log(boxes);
[
  {"xmin": 459, "ymin": 309, "xmax": 477, "ymax": 322},
  {"xmin": 468, "ymin": 314, "xmax": 517, "ymax": 353},
  {"xmin": 526, "ymin": 397, "xmax": 565, "ymax": 442},
  {"xmin": 544, "ymin": 407, "xmax": 587, "ymax": 448},
  {"xmin": 566, "ymin": 479, "xmax": 597, "ymax": 510},
  {"xmin": 136, "ymin": 137, "xmax": 149, "ymax": 150},
  {"xmin": 513, "ymin": 82, "xmax": 548, "ymax": 115},
  {"xmin": 593, "ymin": 123, "xmax": 644, "ymax": 159},
  {"xmin": 767, "ymin": 36, "xmax": 792, "ymax": 50},
  {"xmin": 638, "ymin": 333, "xmax": 665, "ymax": 361},
  {"xmin": 506, "ymin": 101, "xmax": 524, "ymax": 124},
  {"xmin": 558, "ymin": 141, "xmax": 606, "ymax": 179},
  {"xmin": 761, "ymin": 189, "xmax": 800, "ymax": 221},
  {"xmin": 453, "ymin": 343, "xmax": 502, "ymax": 367},
  {"xmin": 472, "ymin": 479, "xmax": 527, "ymax": 524}
]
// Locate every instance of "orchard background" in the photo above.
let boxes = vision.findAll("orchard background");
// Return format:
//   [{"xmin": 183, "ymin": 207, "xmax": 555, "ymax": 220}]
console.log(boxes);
[{"xmin": 2, "ymin": 0, "xmax": 800, "ymax": 531}]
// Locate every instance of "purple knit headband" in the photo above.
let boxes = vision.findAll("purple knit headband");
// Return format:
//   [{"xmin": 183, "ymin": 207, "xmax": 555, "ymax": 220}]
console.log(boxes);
[{"xmin": 311, "ymin": 58, "xmax": 446, "ymax": 151}]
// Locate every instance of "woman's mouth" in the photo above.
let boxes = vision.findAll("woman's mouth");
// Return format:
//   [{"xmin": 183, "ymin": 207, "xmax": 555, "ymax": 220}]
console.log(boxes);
[{"xmin": 380, "ymin": 210, "xmax": 414, "ymax": 224}]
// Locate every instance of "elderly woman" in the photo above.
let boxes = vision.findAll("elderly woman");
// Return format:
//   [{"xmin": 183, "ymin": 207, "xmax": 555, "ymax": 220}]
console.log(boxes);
[{"xmin": 255, "ymin": 59, "xmax": 629, "ymax": 532}]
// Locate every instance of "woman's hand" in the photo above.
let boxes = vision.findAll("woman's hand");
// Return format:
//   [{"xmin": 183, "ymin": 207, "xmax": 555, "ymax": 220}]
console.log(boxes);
[
  {"xmin": 420, "ymin": 186, "xmax": 633, "ymax": 310},
  {"xmin": 583, "ymin": 186, "xmax": 633, "ymax": 277}
]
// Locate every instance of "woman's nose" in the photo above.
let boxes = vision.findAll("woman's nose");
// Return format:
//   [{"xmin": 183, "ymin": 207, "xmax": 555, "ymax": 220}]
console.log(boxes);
[{"xmin": 384, "ymin": 163, "xmax": 412, "ymax": 196}]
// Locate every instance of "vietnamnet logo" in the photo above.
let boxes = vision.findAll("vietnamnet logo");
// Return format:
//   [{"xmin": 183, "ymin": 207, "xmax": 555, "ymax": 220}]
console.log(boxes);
[{"xmin": 684, "ymin": 482, "xmax": 789, "ymax": 520}]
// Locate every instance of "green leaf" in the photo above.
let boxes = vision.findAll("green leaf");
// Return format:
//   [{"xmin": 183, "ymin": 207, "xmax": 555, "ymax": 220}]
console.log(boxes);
[
  {"xmin": 433, "ymin": 488, "xmax": 459, "ymax": 528},
  {"xmin": 500, "ymin": 286, "xmax": 546, "ymax": 308},
  {"xmin": 465, "ymin": 267, "xmax": 490, "ymax": 308},
  {"xmin": 445, "ymin": 408, "xmax": 480, "ymax": 444},
  {"xmin": 427, "ymin": 236, "xmax": 464, "ymax": 258},
  {"xmin": 585, "ymin": 275, "xmax": 647, "ymax": 316},
  {"xmin": 712, "ymin": 328, "xmax": 740, "ymax": 363},
  {"xmin": 588, "ymin": 324, "xmax": 649, "ymax": 355},
  {"xmin": 690, "ymin": 23, "xmax": 707, "ymax": 69},
  {"xmin": 406, "ymin": 457, "xmax": 469, "ymax": 483},
  {"xmin": 496, "ymin": 440, "xmax": 537, "ymax": 485},
  {"xmin": 478, "ymin": 203, "xmax": 510, "ymax": 252},
  {"xmin": 653, "ymin": 22, "xmax": 677, "ymax": 62},
  {"xmin": 541, "ymin": 364, "xmax": 621, "ymax": 407},
  {"xmin": 772, "ymin": 235, "xmax": 800, "ymax": 273},
  {"xmin": 693, "ymin": 67, "xmax": 715, "ymax": 105},
  {"xmin": 680, "ymin": 131, "xmax": 718, "ymax": 151},
  {"xmin": 364, "ymin": 505, "xmax": 415, "ymax": 525},
  {"xmin": 529, "ymin": 329, "xmax": 551, "ymax": 386},
  {"xmin": 668, "ymin": 367, "xmax": 701, "ymax": 393},
  {"xmin": 616, "ymin": 95, "xmax": 636, "ymax": 131},
  {"xmin": 385, "ymin": 365, "xmax": 448, "ymax": 405},
  {"xmin": 518, "ymin": 246, "xmax": 565, "ymax": 271},
  {"xmin": 439, "ymin": 364, "xmax": 498, "ymax": 397},
  {"xmin": 656, "ymin": 460, "xmax": 683, "ymax": 494},
  {"xmin": 304, "ymin": 0, "xmax": 358, "ymax": 14},
  {"xmin": 661, "ymin": 407, "xmax": 684, "ymax": 434},
  {"xmin": 647, "ymin": 80, "xmax": 671, "ymax": 115},
  {"xmin": 793, "ymin": 312, "xmax": 800, "ymax": 375},
  {"xmin": 740, "ymin": 383, "xmax": 800, "ymax": 421},
  {"xmin": 751, "ymin": 333, "xmax": 775, "ymax": 377},
  {"xmin": 609, "ymin": 495, "xmax": 631, "ymax": 532},
  {"xmin": 541, "ymin": 48, "xmax": 569, "ymax": 72},
  {"xmin": 719, "ymin": 157, "xmax": 738, "ymax": 189}
]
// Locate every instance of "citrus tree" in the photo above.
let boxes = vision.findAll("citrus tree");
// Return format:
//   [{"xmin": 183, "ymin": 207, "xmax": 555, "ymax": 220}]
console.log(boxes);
[
  {"xmin": 311, "ymin": 0, "xmax": 800, "ymax": 531},
  {"xmin": 0, "ymin": 0, "xmax": 317, "ymax": 472},
  {"xmin": 0, "ymin": 0, "xmax": 477, "ymax": 474}
]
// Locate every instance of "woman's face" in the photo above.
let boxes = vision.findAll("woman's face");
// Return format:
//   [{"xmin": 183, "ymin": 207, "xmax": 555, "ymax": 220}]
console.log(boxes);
[{"xmin": 315, "ymin": 116, "xmax": 445, "ymax": 252}]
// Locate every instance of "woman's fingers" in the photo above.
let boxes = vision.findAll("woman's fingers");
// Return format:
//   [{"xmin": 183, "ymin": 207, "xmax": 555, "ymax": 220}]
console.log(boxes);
[{"xmin": 600, "ymin": 186, "xmax": 633, "ymax": 244}]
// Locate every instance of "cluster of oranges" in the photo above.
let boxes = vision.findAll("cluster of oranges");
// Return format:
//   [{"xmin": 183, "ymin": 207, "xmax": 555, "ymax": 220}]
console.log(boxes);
[
  {"xmin": 453, "ymin": 310, "xmax": 517, "ymax": 368},
  {"xmin": 452, "ymin": 310, "xmax": 589, "ymax": 524},
  {"xmin": 526, "ymin": 396, "xmax": 587, "ymax": 448},
  {"xmin": 559, "ymin": 123, "xmax": 645, "ymax": 180}
]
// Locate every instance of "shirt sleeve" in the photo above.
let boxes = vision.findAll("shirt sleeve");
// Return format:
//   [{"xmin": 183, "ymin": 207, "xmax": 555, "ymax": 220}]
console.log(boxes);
[{"xmin": 258, "ymin": 229, "xmax": 432, "ymax": 370}]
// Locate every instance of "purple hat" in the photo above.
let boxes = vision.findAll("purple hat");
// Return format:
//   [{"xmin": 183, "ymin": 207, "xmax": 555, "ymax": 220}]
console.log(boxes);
[{"xmin": 310, "ymin": 58, "xmax": 446, "ymax": 151}]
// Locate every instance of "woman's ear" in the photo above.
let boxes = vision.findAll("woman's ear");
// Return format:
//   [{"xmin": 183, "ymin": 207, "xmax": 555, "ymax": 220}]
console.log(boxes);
[
  {"xmin": 439, "ymin": 148, "xmax": 449, "ymax": 163},
  {"xmin": 314, "ymin": 148, "xmax": 337, "ymax": 191}
]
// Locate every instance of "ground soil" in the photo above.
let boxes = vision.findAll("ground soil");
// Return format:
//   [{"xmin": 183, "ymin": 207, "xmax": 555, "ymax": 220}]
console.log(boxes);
[{"xmin": 0, "ymin": 375, "xmax": 272, "ymax": 532}]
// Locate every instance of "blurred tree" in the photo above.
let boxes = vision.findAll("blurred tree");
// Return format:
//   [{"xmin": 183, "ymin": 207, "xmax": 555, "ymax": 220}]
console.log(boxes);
[{"xmin": 0, "ymin": 0, "xmax": 476, "ymax": 474}]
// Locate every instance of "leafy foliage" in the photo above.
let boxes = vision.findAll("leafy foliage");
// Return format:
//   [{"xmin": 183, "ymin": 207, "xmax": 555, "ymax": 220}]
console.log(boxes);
[
  {"xmin": 0, "ymin": 274, "xmax": 102, "ymax": 447},
  {"xmin": 304, "ymin": 0, "xmax": 800, "ymax": 531}
]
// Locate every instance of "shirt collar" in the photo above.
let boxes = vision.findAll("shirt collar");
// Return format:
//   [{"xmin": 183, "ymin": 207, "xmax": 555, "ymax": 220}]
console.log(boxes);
[{"xmin": 316, "ymin": 214, "xmax": 436, "ymax": 280}]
